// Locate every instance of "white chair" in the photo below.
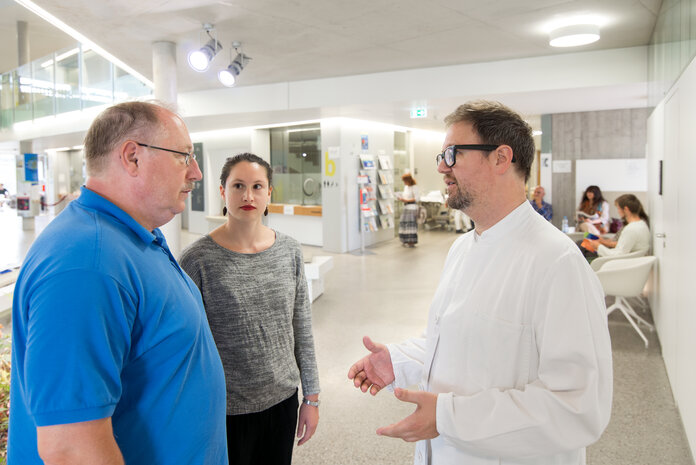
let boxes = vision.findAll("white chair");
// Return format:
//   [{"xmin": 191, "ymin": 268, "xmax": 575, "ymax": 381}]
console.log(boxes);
[
  {"xmin": 595, "ymin": 256, "xmax": 657, "ymax": 348},
  {"xmin": 590, "ymin": 250, "xmax": 645, "ymax": 271}
]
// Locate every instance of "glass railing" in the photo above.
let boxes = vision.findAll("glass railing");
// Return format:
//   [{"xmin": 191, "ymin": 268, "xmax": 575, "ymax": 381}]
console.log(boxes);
[{"xmin": 0, "ymin": 43, "xmax": 152, "ymax": 129}]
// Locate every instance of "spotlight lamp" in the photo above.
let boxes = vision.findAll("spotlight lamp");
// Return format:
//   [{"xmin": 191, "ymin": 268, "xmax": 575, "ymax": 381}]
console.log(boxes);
[
  {"xmin": 188, "ymin": 24, "xmax": 222, "ymax": 72},
  {"xmin": 218, "ymin": 42, "xmax": 252, "ymax": 87}
]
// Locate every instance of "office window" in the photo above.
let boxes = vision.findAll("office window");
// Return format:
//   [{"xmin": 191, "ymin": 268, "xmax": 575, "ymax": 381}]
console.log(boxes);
[{"xmin": 270, "ymin": 124, "xmax": 321, "ymax": 206}]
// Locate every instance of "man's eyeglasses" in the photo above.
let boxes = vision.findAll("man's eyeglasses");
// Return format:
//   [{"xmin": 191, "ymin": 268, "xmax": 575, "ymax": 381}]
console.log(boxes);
[
  {"xmin": 136, "ymin": 142, "xmax": 197, "ymax": 166},
  {"xmin": 436, "ymin": 144, "xmax": 514, "ymax": 167}
]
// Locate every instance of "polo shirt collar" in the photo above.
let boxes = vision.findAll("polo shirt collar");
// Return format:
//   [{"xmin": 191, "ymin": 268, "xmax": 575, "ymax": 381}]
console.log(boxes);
[{"xmin": 76, "ymin": 186, "xmax": 162, "ymax": 246}]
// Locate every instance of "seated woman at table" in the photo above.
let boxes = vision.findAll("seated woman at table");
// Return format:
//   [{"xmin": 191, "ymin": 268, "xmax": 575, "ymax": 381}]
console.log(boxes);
[
  {"xmin": 577, "ymin": 185, "xmax": 610, "ymax": 235},
  {"xmin": 585, "ymin": 194, "xmax": 650, "ymax": 258}
]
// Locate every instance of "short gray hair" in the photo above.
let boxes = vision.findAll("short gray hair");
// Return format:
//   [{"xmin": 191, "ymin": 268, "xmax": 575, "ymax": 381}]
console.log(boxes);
[{"xmin": 83, "ymin": 101, "xmax": 173, "ymax": 175}]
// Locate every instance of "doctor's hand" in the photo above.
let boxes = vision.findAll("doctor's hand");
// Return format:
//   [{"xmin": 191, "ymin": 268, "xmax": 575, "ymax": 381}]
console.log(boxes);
[
  {"xmin": 347, "ymin": 336, "xmax": 395, "ymax": 395},
  {"xmin": 376, "ymin": 388, "xmax": 439, "ymax": 442}
]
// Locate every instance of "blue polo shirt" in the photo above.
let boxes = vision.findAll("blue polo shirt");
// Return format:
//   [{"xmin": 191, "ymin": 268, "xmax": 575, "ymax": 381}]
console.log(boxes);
[{"xmin": 10, "ymin": 186, "xmax": 227, "ymax": 464}]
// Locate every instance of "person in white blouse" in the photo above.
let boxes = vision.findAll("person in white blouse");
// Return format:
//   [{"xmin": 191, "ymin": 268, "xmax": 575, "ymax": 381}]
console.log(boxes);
[
  {"xmin": 587, "ymin": 193, "xmax": 650, "ymax": 257},
  {"xmin": 348, "ymin": 100, "xmax": 612, "ymax": 465}
]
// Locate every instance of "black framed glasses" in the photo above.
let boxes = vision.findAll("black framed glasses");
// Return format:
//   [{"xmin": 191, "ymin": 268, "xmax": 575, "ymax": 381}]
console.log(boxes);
[
  {"xmin": 136, "ymin": 142, "xmax": 196, "ymax": 166},
  {"xmin": 436, "ymin": 144, "xmax": 513, "ymax": 167}
]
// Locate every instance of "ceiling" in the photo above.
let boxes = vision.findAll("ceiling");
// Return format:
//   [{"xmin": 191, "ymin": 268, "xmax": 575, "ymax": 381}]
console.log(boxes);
[{"xmin": 0, "ymin": 0, "xmax": 662, "ymax": 133}]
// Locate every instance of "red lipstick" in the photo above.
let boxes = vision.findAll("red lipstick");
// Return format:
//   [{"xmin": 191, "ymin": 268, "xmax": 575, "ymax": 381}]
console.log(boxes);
[{"xmin": 241, "ymin": 205, "xmax": 256, "ymax": 211}]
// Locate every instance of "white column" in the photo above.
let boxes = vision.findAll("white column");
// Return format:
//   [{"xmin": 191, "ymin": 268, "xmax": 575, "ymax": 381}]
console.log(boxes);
[
  {"xmin": 152, "ymin": 41, "xmax": 183, "ymax": 256},
  {"xmin": 17, "ymin": 21, "xmax": 29, "ymax": 66}
]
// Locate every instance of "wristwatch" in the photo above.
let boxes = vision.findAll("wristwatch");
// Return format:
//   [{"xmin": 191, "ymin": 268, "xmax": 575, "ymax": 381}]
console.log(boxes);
[{"xmin": 302, "ymin": 398, "xmax": 320, "ymax": 407}]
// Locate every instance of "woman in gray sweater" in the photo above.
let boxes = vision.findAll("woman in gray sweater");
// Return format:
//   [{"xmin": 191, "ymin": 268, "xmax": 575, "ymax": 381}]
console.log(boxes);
[{"xmin": 180, "ymin": 153, "xmax": 320, "ymax": 465}]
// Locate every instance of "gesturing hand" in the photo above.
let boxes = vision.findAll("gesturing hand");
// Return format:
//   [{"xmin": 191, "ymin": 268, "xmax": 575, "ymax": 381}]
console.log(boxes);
[
  {"xmin": 347, "ymin": 336, "xmax": 395, "ymax": 395},
  {"xmin": 376, "ymin": 388, "xmax": 439, "ymax": 442}
]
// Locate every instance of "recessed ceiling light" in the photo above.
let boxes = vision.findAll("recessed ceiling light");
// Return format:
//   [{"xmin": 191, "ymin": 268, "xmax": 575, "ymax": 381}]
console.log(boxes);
[{"xmin": 549, "ymin": 24, "xmax": 600, "ymax": 47}]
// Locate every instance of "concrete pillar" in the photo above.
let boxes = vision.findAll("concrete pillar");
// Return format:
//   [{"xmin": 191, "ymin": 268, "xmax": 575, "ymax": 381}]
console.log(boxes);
[
  {"xmin": 151, "ymin": 41, "xmax": 183, "ymax": 256},
  {"xmin": 17, "ymin": 21, "xmax": 29, "ymax": 66},
  {"xmin": 17, "ymin": 21, "xmax": 30, "ymax": 110}
]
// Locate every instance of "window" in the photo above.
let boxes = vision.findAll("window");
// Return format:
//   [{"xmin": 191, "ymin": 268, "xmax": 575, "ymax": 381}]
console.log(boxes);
[{"xmin": 270, "ymin": 124, "xmax": 321, "ymax": 206}]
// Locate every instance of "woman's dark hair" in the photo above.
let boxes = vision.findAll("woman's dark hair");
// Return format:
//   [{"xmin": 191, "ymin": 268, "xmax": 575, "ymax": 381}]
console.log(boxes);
[
  {"xmin": 579, "ymin": 185, "xmax": 606, "ymax": 213},
  {"xmin": 220, "ymin": 153, "xmax": 272, "ymax": 216},
  {"xmin": 615, "ymin": 193, "xmax": 650, "ymax": 227}
]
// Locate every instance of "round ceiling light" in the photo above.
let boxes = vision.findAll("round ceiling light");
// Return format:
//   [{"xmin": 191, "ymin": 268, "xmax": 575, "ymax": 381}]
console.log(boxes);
[{"xmin": 549, "ymin": 24, "xmax": 600, "ymax": 47}]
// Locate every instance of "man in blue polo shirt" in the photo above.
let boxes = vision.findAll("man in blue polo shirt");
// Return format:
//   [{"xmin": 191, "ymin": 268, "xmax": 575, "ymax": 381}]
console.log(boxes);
[{"xmin": 10, "ymin": 101, "xmax": 227, "ymax": 464}]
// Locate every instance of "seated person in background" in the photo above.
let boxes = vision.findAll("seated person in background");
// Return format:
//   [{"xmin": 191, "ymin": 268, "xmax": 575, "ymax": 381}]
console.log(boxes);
[
  {"xmin": 577, "ymin": 185, "xmax": 609, "ymax": 235},
  {"xmin": 585, "ymin": 194, "xmax": 650, "ymax": 257},
  {"xmin": 529, "ymin": 185, "xmax": 552, "ymax": 220}
]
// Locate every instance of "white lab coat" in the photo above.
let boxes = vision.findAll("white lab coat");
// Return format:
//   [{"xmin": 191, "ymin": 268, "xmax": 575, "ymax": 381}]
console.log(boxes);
[{"xmin": 388, "ymin": 201, "xmax": 612, "ymax": 465}]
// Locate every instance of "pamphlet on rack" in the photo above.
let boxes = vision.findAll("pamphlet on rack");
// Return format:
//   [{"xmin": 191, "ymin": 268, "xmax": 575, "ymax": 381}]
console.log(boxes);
[
  {"xmin": 359, "ymin": 154, "xmax": 376, "ymax": 169},
  {"xmin": 377, "ymin": 154, "xmax": 391, "ymax": 169},
  {"xmin": 379, "ymin": 215, "xmax": 394, "ymax": 229},
  {"xmin": 378, "ymin": 200, "xmax": 393, "ymax": 215},
  {"xmin": 378, "ymin": 185, "xmax": 394, "ymax": 199}
]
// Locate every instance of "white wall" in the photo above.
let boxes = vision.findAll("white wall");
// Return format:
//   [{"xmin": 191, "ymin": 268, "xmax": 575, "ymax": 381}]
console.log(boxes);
[
  {"xmin": 188, "ymin": 128, "xmax": 256, "ymax": 235},
  {"xmin": 411, "ymin": 129, "xmax": 447, "ymax": 198},
  {"xmin": 321, "ymin": 119, "xmax": 395, "ymax": 253},
  {"xmin": 647, "ymin": 54, "xmax": 696, "ymax": 457}
]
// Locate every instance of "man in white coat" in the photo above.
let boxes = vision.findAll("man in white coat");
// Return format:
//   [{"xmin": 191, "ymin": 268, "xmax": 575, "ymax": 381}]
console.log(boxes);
[{"xmin": 348, "ymin": 100, "xmax": 612, "ymax": 465}]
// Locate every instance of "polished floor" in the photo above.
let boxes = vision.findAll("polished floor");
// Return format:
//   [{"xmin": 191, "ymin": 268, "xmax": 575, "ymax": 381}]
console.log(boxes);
[{"xmin": 2, "ymin": 208, "xmax": 694, "ymax": 464}]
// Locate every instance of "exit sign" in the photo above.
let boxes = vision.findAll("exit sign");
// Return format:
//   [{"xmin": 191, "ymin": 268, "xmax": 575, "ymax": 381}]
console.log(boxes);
[{"xmin": 410, "ymin": 107, "xmax": 427, "ymax": 118}]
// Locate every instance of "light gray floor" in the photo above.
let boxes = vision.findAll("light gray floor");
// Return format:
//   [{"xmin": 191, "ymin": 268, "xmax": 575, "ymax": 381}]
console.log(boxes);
[{"xmin": 4, "ymin": 209, "xmax": 694, "ymax": 464}]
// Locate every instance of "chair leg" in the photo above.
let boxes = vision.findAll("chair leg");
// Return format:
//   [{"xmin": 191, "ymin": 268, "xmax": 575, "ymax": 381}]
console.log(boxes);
[
  {"xmin": 614, "ymin": 296, "xmax": 652, "ymax": 348},
  {"xmin": 620, "ymin": 296, "xmax": 654, "ymax": 329}
]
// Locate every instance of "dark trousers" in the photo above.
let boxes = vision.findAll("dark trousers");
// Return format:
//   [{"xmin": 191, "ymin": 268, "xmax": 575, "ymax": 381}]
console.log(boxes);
[{"xmin": 226, "ymin": 391, "xmax": 298, "ymax": 465}]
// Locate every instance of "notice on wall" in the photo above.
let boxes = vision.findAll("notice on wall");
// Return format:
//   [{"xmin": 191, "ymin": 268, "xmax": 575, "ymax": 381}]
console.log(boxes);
[{"xmin": 552, "ymin": 160, "xmax": 572, "ymax": 173}]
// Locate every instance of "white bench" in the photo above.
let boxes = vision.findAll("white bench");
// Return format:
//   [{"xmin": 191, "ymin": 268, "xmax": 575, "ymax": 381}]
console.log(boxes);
[{"xmin": 304, "ymin": 256, "xmax": 333, "ymax": 302}]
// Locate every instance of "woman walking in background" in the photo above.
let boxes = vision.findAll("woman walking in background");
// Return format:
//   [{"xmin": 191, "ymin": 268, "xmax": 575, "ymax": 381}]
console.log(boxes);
[
  {"xmin": 180, "ymin": 153, "xmax": 320, "ymax": 465},
  {"xmin": 397, "ymin": 172, "xmax": 419, "ymax": 247}
]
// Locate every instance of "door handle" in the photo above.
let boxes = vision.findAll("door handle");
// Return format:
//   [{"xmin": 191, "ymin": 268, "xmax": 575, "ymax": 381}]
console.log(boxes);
[{"xmin": 655, "ymin": 233, "xmax": 666, "ymax": 238}]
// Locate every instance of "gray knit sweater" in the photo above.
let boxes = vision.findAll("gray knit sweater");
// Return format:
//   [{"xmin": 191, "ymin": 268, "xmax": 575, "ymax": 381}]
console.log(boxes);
[{"xmin": 180, "ymin": 231, "xmax": 320, "ymax": 415}]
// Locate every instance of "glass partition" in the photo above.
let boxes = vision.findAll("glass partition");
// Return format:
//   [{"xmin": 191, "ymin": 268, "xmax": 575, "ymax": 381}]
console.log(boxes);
[
  {"xmin": 81, "ymin": 49, "xmax": 113, "ymax": 108},
  {"xmin": 115, "ymin": 66, "xmax": 150, "ymax": 100},
  {"xmin": 270, "ymin": 124, "xmax": 322, "ymax": 206},
  {"xmin": 0, "ymin": 43, "xmax": 152, "ymax": 129},
  {"xmin": 0, "ymin": 73, "xmax": 14, "ymax": 128},
  {"xmin": 15, "ymin": 66, "xmax": 33, "ymax": 123},
  {"xmin": 648, "ymin": 0, "xmax": 696, "ymax": 106},
  {"xmin": 32, "ymin": 57, "xmax": 55, "ymax": 118},
  {"xmin": 55, "ymin": 46, "xmax": 81, "ymax": 114}
]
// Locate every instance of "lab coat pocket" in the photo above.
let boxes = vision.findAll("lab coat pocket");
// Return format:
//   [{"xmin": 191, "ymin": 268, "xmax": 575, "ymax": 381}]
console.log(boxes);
[{"xmin": 465, "ymin": 312, "xmax": 532, "ymax": 390}]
